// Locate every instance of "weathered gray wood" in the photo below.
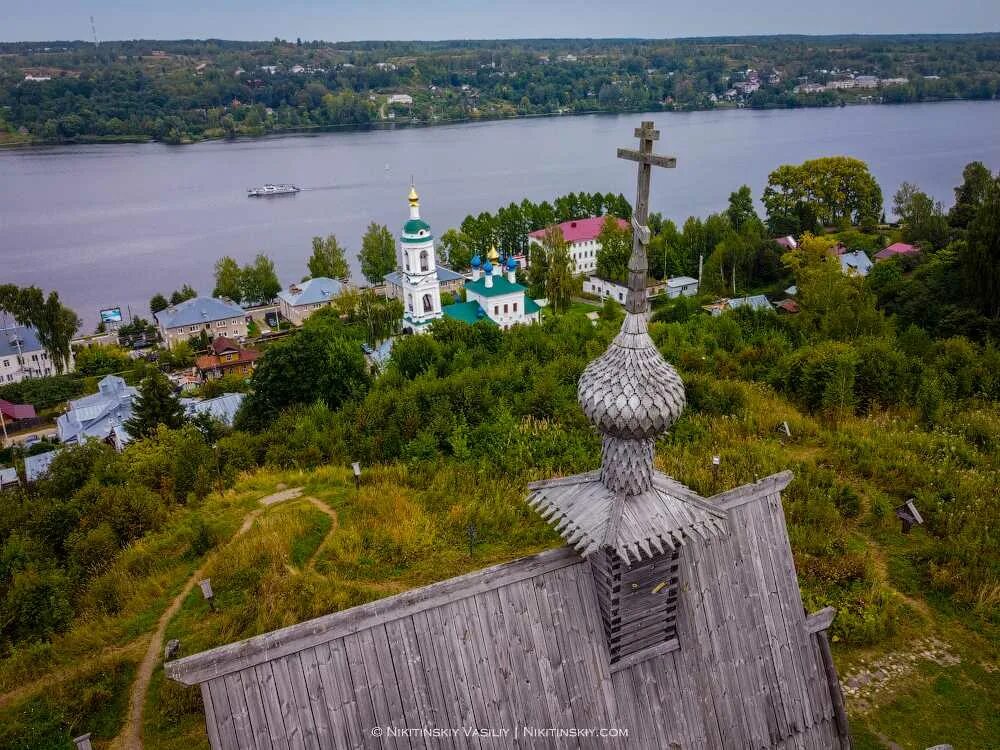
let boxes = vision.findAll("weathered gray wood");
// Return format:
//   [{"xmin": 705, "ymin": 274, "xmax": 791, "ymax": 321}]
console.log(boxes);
[
  {"xmin": 201, "ymin": 682, "xmax": 224, "ymax": 750},
  {"xmin": 167, "ymin": 547, "xmax": 581, "ymax": 685},
  {"xmin": 208, "ymin": 677, "xmax": 239, "ymax": 750},
  {"xmin": 816, "ymin": 630, "xmax": 852, "ymax": 747},
  {"xmin": 615, "ymin": 148, "xmax": 677, "ymax": 169},
  {"xmin": 342, "ymin": 632, "xmax": 378, "ymax": 749},
  {"xmin": 270, "ymin": 657, "xmax": 307, "ymax": 750},
  {"xmin": 299, "ymin": 648, "xmax": 335, "ymax": 749},
  {"xmin": 710, "ymin": 471, "xmax": 794, "ymax": 510},
  {"xmin": 223, "ymin": 672, "xmax": 255, "ymax": 750},
  {"xmin": 240, "ymin": 666, "xmax": 276, "ymax": 750},
  {"xmin": 255, "ymin": 662, "xmax": 291, "ymax": 750},
  {"xmin": 407, "ymin": 612, "xmax": 459, "ymax": 750},
  {"xmin": 607, "ymin": 637, "xmax": 678, "ymax": 673}
]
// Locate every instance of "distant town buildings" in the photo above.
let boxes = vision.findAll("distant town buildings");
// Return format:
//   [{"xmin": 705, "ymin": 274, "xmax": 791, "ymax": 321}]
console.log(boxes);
[
  {"xmin": 154, "ymin": 296, "xmax": 247, "ymax": 349},
  {"xmin": 387, "ymin": 94, "xmax": 413, "ymax": 105}
]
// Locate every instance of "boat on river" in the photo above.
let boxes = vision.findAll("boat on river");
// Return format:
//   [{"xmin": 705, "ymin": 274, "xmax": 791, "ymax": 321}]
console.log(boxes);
[{"xmin": 247, "ymin": 184, "xmax": 300, "ymax": 197}]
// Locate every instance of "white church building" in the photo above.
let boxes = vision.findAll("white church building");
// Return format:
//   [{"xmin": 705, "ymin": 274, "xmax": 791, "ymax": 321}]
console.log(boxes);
[{"xmin": 392, "ymin": 186, "xmax": 540, "ymax": 333}]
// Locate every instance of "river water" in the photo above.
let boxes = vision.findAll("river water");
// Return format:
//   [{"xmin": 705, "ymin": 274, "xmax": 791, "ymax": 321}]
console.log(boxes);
[{"xmin": 2, "ymin": 100, "xmax": 999, "ymax": 330}]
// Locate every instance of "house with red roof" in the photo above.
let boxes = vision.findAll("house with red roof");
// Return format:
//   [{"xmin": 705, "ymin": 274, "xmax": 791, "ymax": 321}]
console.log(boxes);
[
  {"xmin": 194, "ymin": 337, "xmax": 259, "ymax": 381},
  {"xmin": 875, "ymin": 242, "xmax": 920, "ymax": 261},
  {"xmin": 528, "ymin": 216, "xmax": 629, "ymax": 275}
]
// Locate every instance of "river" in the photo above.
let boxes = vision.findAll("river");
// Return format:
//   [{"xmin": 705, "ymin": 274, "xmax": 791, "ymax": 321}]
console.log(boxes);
[{"xmin": 2, "ymin": 100, "xmax": 999, "ymax": 330}]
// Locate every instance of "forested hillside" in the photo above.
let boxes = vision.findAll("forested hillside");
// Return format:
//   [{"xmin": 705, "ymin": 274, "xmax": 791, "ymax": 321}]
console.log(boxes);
[{"xmin": 1, "ymin": 34, "xmax": 999, "ymax": 144}]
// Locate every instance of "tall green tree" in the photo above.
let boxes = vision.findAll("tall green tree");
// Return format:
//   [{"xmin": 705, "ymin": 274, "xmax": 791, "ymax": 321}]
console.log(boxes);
[
  {"xmin": 169, "ymin": 285, "xmax": 197, "ymax": 306},
  {"xmin": 357, "ymin": 223, "xmax": 397, "ymax": 284},
  {"xmin": 125, "ymin": 371, "xmax": 186, "ymax": 439},
  {"xmin": 892, "ymin": 182, "xmax": 950, "ymax": 250},
  {"xmin": 439, "ymin": 228, "xmax": 474, "ymax": 270},
  {"xmin": 542, "ymin": 227, "xmax": 579, "ymax": 314},
  {"xmin": 960, "ymin": 176, "xmax": 1000, "ymax": 319},
  {"xmin": 213, "ymin": 256, "xmax": 243, "ymax": 302},
  {"xmin": 726, "ymin": 185, "xmax": 759, "ymax": 231},
  {"xmin": 0, "ymin": 285, "xmax": 79, "ymax": 373},
  {"xmin": 763, "ymin": 157, "xmax": 882, "ymax": 231},
  {"xmin": 950, "ymin": 161, "xmax": 994, "ymax": 230},
  {"xmin": 595, "ymin": 215, "xmax": 632, "ymax": 283},
  {"xmin": 235, "ymin": 328, "xmax": 369, "ymax": 430},
  {"xmin": 238, "ymin": 254, "xmax": 281, "ymax": 306},
  {"xmin": 308, "ymin": 234, "xmax": 350, "ymax": 280}
]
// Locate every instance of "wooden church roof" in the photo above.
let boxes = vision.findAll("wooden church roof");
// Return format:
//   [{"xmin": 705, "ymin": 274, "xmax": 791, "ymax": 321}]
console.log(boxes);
[
  {"xmin": 165, "ymin": 122, "xmax": 850, "ymax": 748},
  {"xmin": 166, "ymin": 472, "xmax": 849, "ymax": 749}
]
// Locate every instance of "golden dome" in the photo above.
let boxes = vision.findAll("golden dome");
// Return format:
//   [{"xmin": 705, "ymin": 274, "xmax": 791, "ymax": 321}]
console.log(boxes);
[
  {"xmin": 407, "ymin": 184, "xmax": 419, "ymax": 206},
  {"xmin": 487, "ymin": 245, "xmax": 500, "ymax": 262}
]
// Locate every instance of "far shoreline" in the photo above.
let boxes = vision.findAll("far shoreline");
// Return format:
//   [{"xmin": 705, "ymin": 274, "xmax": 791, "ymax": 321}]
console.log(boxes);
[{"xmin": 2, "ymin": 96, "xmax": 996, "ymax": 151}]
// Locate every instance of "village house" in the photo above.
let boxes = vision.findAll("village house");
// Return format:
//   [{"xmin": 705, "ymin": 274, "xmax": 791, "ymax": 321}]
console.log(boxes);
[
  {"xmin": 774, "ymin": 235, "xmax": 798, "ymax": 250},
  {"xmin": 0, "ymin": 465, "xmax": 18, "ymax": 491},
  {"xmin": 166, "ymin": 122, "xmax": 850, "ymax": 750},
  {"xmin": 276, "ymin": 277, "xmax": 344, "ymax": 326},
  {"xmin": 705, "ymin": 294, "xmax": 775, "ymax": 316},
  {"xmin": 194, "ymin": 337, "xmax": 259, "ymax": 380},
  {"xmin": 839, "ymin": 250, "xmax": 873, "ymax": 277},
  {"xmin": 666, "ymin": 275, "xmax": 700, "ymax": 298},
  {"xmin": 875, "ymin": 242, "xmax": 920, "ymax": 261},
  {"xmin": 527, "ymin": 216, "xmax": 628, "ymax": 275},
  {"xmin": 584, "ymin": 275, "xmax": 666, "ymax": 303},
  {"xmin": 387, "ymin": 93, "xmax": 412, "ymax": 105},
  {"xmin": 154, "ymin": 297, "xmax": 247, "ymax": 349},
  {"xmin": 0, "ymin": 325, "xmax": 71, "ymax": 383},
  {"xmin": 0, "ymin": 399, "xmax": 37, "ymax": 432},
  {"xmin": 24, "ymin": 449, "xmax": 57, "ymax": 482},
  {"xmin": 56, "ymin": 375, "xmax": 137, "ymax": 447}
]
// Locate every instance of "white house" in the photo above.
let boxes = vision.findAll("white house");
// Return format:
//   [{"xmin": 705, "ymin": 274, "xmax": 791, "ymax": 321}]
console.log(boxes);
[
  {"xmin": 387, "ymin": 94, "xmax": 413, "ymax": 105},
  {"xmin": 583, "ymin": 276, "xmax": 666, "ymax": 304},
  {"xmin": 155, "ymin": 297, "xmax": 247, "ymax": 349},
  {"xmin": 0, "ymin": 325, "xmax": 70, "ymax": 384},
  {"xmin": 666, "ymin": 276, "xmax": 700, "ymax": 298},
  {"xmin": 527, "ymin": 216, "xmax": 628, "ymax": 275}
]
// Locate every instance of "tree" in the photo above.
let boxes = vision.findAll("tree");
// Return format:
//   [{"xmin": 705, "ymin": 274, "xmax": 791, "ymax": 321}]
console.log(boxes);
[
  {"xmin": 960, "ymin": 175, "xmax": 1000, "ymax": 319},
  {"xmin": 169, "ymin": 285, "xmax": 197, "ymax": 305},
  {"xmin": 527, "ymin": 239, "xmax": 550, "ymax": 299},
  {"xmin": 239, "ymin": 254, "xmax": 281, "ymax": 306},
  {"xmin": 213, "ymin": 256, "xmax": 243, "ymax": 302},
  {"xmin": 149, "ymin": 293, "xmax": 169, "ymax": 315},
  {"xmin": 125, "ymin": 371, "xmax": 185, "ymax": 440},
  {"xmin": 893, "ymin": 182, "xmax": 950, "ymax": 249},
  {"xmin": 950, "ymin": 161, "xmax": 994, "ymax": 230},
  {"xmin": 595, "ymin": 215, "xmax": 632, "ymax": 283},
  {"xmin": 542, "ymin": 227, "xmax": 579, "ymax": 314},
  {"xmin": 125, "ymin": 371, "xmax": 187, "ymax": 439},
  {"xmin": 763, "ymin": 157, "xmax": 882, "ymax": 231},
  {"xmin": 358, "ymin": 223, "xmax": 397, "ymax": 284},
  {"xmin": 235, "ymin": 328, "xmax": 369, "ymax": 430},
  {"xmin": 439, "ymin": 228, "xmax": 474, "ymax": 271},
  {"xmin": 726, "ymin": 185, "xmax": 759, "ymax": 231},
  {"xmin": 0, "ymin": 285, "xmax": 79, "ymax": 373},
  {"xmin": 308, "ymin": 234, "xmax": 350, "ymax": 280}
]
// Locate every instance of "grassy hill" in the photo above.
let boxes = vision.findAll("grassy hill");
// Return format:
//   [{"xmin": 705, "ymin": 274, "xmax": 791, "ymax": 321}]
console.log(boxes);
[{"xmin": 0, "ymin": 372, "xmax": 995, "ymax": 748}]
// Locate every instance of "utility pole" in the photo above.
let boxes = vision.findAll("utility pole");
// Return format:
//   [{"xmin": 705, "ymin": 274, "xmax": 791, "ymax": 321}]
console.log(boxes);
[{"xmin": 90, "ymin": 16, "xmax": 99, "ymax": 49}]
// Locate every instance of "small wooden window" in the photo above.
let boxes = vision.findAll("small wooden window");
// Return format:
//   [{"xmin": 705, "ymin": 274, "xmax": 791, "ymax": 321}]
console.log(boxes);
[{"xmin": 591, "ymin": 547, "xmax": 680, "ymax": 665}]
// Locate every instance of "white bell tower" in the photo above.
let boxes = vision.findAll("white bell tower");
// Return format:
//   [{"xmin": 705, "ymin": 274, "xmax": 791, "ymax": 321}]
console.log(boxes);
[{"xmin": 399, "ymin": 184, "xmax": 442, "ymax": 333}]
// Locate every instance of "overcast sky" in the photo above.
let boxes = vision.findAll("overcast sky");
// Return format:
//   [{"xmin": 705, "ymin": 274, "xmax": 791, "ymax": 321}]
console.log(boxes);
[{"xmin": 3, "ymin": 0, "xmax": 999, "ymax": 42}]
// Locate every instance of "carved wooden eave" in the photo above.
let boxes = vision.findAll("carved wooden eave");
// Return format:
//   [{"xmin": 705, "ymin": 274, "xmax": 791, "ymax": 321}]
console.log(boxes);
[{"xmin": 527, "ymin": 470, "xmax": 728, "ymax": 563}]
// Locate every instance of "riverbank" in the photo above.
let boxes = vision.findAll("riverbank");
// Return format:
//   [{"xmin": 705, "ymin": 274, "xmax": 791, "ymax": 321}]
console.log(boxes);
[{"xmin": 0, "ymin": 94, "xmax": 989, "ymax": 150}]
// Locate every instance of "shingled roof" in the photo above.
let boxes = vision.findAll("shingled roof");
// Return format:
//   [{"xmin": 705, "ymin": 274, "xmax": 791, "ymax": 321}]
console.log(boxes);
[{"xmin": 165, "ymin": 122, "xmax": 850, "ymax": 749}]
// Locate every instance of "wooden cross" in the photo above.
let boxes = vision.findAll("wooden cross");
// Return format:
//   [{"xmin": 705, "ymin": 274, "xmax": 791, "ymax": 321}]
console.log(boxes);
[{"xmin": 617, "ymin": 121, "xmax": 676, "ymax": 313}]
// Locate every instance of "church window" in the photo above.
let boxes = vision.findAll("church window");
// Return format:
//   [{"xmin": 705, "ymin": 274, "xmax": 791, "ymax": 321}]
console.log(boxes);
[
  {"xmin": 504, "ymin": 304, "xmax": 508, "ymax": 314},
  {"xmin": 419, "ymin": 250, "xmax": 430, "ymax": 272},
  {"xmin": 422, "ymin": 294, "xmax": 433, "ymax": 313},
  {"xmin": 494, "ymin": 305, "xmax": 499, "ymax": 315},
  {"xmin": 407, "ymin": 294, "xmax": 414, "ymax": 313},
  {"xmin": 513, "ymin": 302, "xmax": 518, "ymax": 312},
  {"xmin": 405, "ymin": 254, "xmax": 411, "ymax": 271}
]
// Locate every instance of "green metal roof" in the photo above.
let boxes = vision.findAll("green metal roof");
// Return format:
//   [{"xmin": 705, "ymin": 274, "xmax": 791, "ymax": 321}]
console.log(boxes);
[
  {"xmin": 400, "ymin": 234, "xmax": 434, "ymax": 244},
  {"xmin": 524, "ymin": 297, "xmax": 541, "ymax": 314},
  {"xmin": 442, "ymin": 301, "xmax": 497, "ymax": 325},
  {"xmin": 402, "ymin": 218, "xmax": 431, "ymax": 235},
  {"xmin": 465, "ymin": 275, "xmax": 526, "ymax": 298}
]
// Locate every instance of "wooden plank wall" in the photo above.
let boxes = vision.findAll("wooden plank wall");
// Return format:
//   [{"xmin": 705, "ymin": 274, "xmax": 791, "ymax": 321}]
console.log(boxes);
[{"xmin": 196, "ymin": 490, "xmax": 846, "ymax": 749}]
